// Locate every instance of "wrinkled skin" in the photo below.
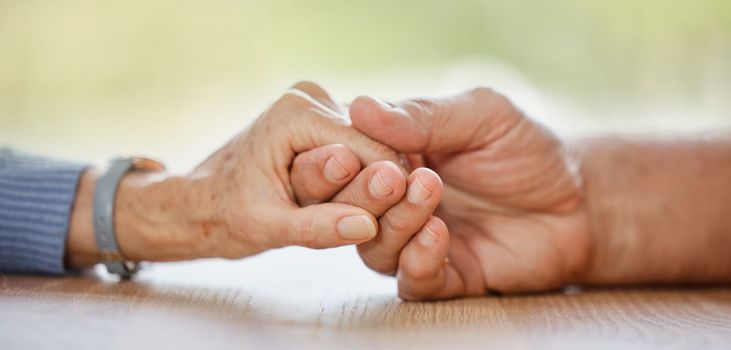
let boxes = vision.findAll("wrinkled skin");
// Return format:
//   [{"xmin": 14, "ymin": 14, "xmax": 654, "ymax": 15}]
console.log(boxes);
[{"xmin": 345, "ymin": 88, "xmax": 592, "ymax": 300}]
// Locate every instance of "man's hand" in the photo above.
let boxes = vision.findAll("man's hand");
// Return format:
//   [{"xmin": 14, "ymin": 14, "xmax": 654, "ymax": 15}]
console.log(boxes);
[{"xmin": 346, "ymin": 88, "xmax": 592, "ymax": 300}]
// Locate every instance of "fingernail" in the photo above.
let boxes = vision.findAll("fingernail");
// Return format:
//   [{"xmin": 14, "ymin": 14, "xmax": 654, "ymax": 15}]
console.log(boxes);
[
  {"xmin": 418, "ymin": 225, "xmax": 438, "ymax": 247},
  {"xmin": 407, "ymin": 177, "xmax": 431, "ymax": 204},
  {"xmin": 324, "ymin": 156, "xmax": 349, "ymax": 181},
  {"xmin": 368, "ymin": 170, "xmax": 394, "ymax": 198},
  {"xmin": 337, "ymin": 215, "xmax": 377, "ymax": 241}
]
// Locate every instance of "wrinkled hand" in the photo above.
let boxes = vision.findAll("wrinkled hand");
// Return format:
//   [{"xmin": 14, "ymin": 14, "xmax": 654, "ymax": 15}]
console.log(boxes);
[
  {"xmin": 343, "ymin": 88, "xmax": 592, "ymax": 300},
  {"xmin": 110, "ymin": 82, "xmax": 412, "ymax": 263},
  {"xmin": 182, "ymin": 82, "xmax": 414, "ymax": 258}
]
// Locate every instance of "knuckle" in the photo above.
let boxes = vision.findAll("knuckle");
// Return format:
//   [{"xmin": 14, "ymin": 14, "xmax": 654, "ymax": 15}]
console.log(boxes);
[
  {"xmin": 471, "ymin": 86, "xmax": 513, "ymax": 111},
  {"xmin": 401, "ymin": 97, "xmax": 438, "ymax": 118},
  {"xmin": 291, "ymin": 80, "xmax": 324, "ymax": 93},
  {"xmin": 291, "ymin": 154, "xmax": 307, "ymax": 173},
  {"xmin": 492, "ymin": 94, "xmax": 514, "ymax": 113},
  {"xmin": 276, "ymin": 90, "xmax": 311, "ymax": 108},
  {"xmin": 268, "ymin": 91, "xmax": 325, "ymax": 126},
  {"xmin": 467, "ymin": 86, "xmax": 523, "ymax": 130},
  {"xmin": 292, "ymin": 182, "xmax": 321, "ymax": 206},
  {"xmin": 295, "ymin": 212, "xmax": 319, "ymax": 248},
  {"xmin": 383, "ymin": 211, "xmax": 417, "ymax": 235},
  {"xmin": 401, "ymin": 258, "xmax": 438, "ymax": 281},
  {"xmin": 469, "ymin": 86, "xmax": 497, "ymax": 101},
  {"xmin": 362, "ymin": 141, "xmax": 400, "ymax": 164},
  {"xmin": 302, "ymin": 179, "xmax": 330, "ymax": 202},
  {"xmin": 279, "ymin": 90, "xmax": 336, "ymax": 120},
  {"xmin": 378, "ymin": 143, "xmax": 399, "ymax": 159}
]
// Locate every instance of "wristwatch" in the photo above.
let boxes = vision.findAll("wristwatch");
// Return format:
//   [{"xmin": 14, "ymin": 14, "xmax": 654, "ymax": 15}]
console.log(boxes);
[{"xmin": 93, "ymin": 156, "xmax": 165, "ymax": 278}]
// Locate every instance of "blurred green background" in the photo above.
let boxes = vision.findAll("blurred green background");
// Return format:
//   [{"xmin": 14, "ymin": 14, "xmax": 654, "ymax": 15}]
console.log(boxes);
[{"xmin": 1, "ymin": 0, "xmax": 729, "ymax": 171}]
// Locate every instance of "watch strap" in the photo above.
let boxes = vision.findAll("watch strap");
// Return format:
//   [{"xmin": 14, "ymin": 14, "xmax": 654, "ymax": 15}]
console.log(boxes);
[{"xmin": 93, "ymin": 157, "xmax": 163, "ymax": 278}]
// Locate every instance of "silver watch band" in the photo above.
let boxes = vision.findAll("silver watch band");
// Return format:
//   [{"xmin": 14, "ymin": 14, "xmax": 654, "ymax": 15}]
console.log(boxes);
[{"xmin": 93, "ymin": 156, "xmax": 164, "ymax": 278}]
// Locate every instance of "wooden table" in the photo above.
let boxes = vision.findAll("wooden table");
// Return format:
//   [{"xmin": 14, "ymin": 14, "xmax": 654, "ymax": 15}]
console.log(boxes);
[{"xmin": 1, "ymin": 246, "xmax": 730, "ymax": 349}]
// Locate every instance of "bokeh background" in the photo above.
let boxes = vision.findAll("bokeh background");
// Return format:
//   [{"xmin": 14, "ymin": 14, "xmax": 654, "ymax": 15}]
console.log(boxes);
[{"xmin": 1, "ymin": 0, "xmax": 730, "ymax": 172}]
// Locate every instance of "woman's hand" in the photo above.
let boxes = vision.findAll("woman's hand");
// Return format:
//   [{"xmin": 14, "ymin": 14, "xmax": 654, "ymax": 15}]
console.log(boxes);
[{"xmin": 66, "ymin": 82, "xmax": 405, "ymax": 267}]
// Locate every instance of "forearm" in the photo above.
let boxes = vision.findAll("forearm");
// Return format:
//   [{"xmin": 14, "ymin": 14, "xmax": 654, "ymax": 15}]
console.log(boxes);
[
  {"xmin": 65, "ymin": 169, "xmax": 210, "ymax": 269},
  {"xmin": 578, "ymin": 135, "xmax": 731, "ymax": 285}
]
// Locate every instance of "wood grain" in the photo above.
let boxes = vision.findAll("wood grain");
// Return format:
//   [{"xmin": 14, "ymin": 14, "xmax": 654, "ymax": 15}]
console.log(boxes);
[{"xmin": 1, "ymin": 246, "xmax": 730, "ymax": 350}]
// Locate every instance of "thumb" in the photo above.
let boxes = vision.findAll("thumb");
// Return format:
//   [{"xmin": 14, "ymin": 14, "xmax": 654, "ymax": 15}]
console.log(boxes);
[
  {"xmin": 349, "ymin": 87, "xmax": 521, "ymax": 154},
  {"xmin": 277, "ymin": 203, "xmax": 378, "ymax": 249}
]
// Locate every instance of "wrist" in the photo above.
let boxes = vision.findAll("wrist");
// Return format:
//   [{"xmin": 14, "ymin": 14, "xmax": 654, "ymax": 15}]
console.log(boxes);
[
  {"xmin": 576, "ymin": 138, "xmax": 655, "ymax": 285},
  {"xmin": 66, "ymin": 165, "xmax": 224, "ymax": 269},
  {"xmin": 66, "ymin": 169, "xmax": 101, "ymax": 268},
  {"xmin": 114, "ymin": 171, "xmax": 208, "ymax": 262},
  {"xmin": 575, "ymin": 136, "xmax": 731, "ymax": 285},
  {"xmin": 574, "ymin": 139, "xmax": 624, "ymax": 284}
]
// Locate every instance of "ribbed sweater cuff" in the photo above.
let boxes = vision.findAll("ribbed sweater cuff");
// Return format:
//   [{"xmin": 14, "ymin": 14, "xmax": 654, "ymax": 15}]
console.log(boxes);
[{"xmin": 0, "ymin": 149, "xmax": 88, "ymax": 274}]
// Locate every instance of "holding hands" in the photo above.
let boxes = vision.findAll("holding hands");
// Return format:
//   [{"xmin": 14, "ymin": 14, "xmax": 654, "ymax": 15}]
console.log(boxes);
[
  {"xmin": 72, "ymin": 81, "xmax": 443, "ymax": 288},
  {"xmin": 69, "ymin": 81, "xmax": 731, "ymax": 301},
  {"xmin": 72, "ymin": 81, "xmax": 588, "ymax": 300},
  {"xmin": 290, "ymin": 85, "xmax": 591, "ymax": 300}
]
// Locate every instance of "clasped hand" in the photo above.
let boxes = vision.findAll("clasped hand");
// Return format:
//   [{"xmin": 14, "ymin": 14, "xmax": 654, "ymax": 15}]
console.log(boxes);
[{"xmin": 110, "ymin": 81, "xmax": 591, "ymax": 301}]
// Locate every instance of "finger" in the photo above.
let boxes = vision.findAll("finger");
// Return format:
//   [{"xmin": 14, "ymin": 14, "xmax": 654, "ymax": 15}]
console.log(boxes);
[
  {"xmin": 290, "ymin": 81, "xmax": 341, "ymax": 112},
  {"xmin": 291, "ymin": 144, "xmax": 361, "ymax": 206},
  {"xmin": 396, "ymin": 217, "xmax": 465, "ymax": 301},
  {"xmin": 330, "ymin": 160, "xmax": 406, "ymax": 217},
  {"xmin": 278, "ymin": 202, "xmax": 378, "ymax": 249},
  {"xmin": 349, "ymin": 88, "xmax": 521, "ymax": 154},
  {"xmin": 272, "ymin": 90, "xmax": 406, "ymax": 173},
  {"xmin": 357, "ymin": 168, "xmax": 443, "ymax": 275}
]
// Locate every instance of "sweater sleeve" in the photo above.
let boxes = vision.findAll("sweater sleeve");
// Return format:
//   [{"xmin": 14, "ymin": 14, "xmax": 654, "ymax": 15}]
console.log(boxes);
[{"xmin": 0, "ymin": 148, "xmax": 88, "ymax": 274}]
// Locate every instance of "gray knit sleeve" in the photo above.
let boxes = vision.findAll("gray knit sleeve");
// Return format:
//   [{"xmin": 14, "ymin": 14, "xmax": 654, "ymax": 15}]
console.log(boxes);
[{"xmin": 0, "ymin": 148, "xmax": 88, "ymax": 274}]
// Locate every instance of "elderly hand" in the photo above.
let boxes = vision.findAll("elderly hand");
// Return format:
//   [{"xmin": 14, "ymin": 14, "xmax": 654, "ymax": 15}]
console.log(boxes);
[
  {"xmin": 335, "ymin": 88, "xmax": 592, "ymax": 300},
  {"xmin": 67, "ymin": 82, "xmax": 411, "ymax": 266}
]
